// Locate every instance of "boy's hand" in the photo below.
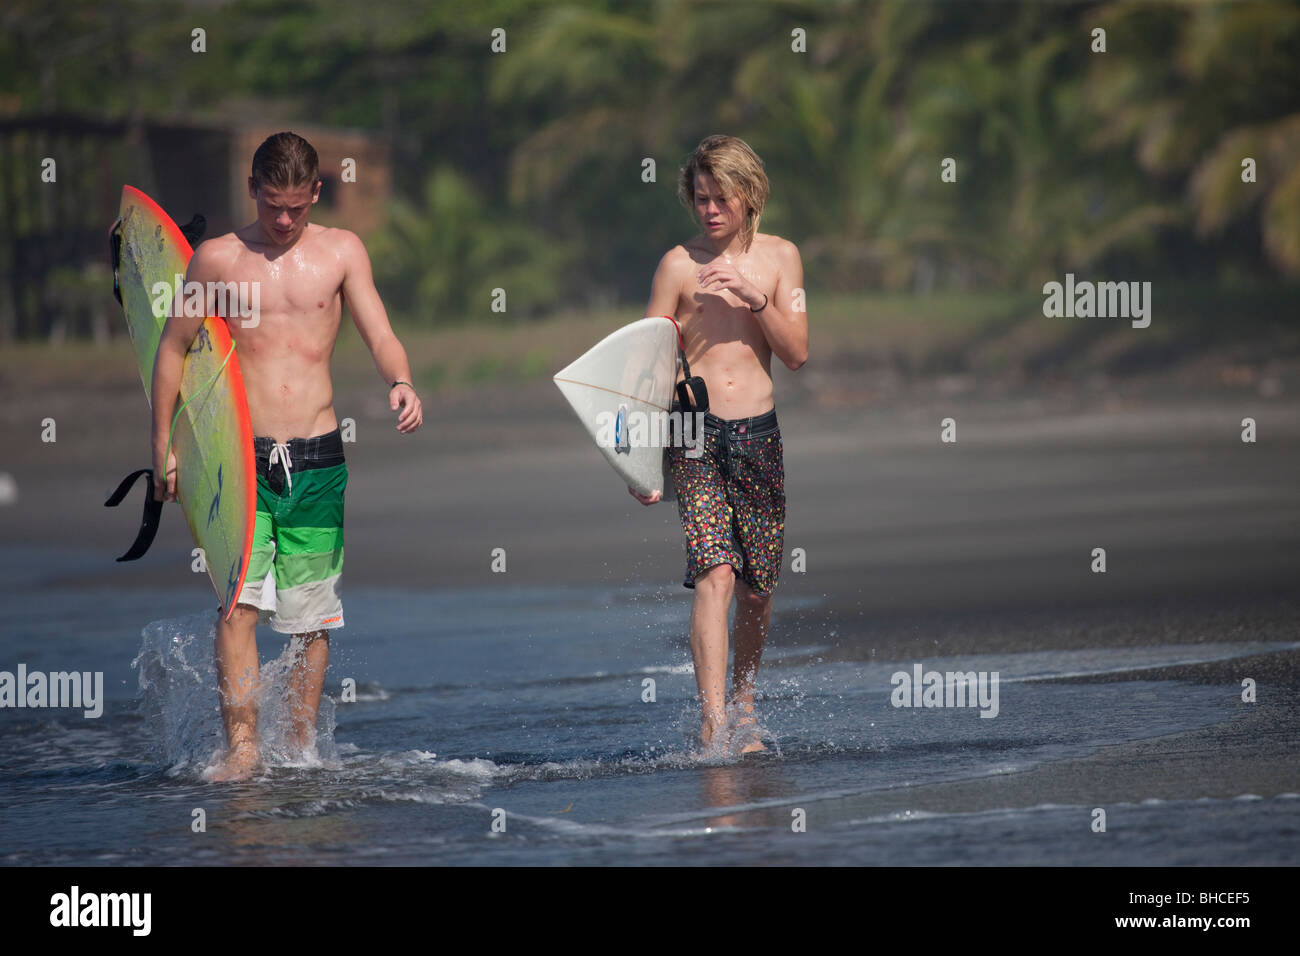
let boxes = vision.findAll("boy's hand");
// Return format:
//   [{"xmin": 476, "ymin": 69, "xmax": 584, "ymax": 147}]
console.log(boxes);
[
  {"xmin": 152, "ymin": 448, "xmax": 178, "ymax": 502},
  {"xmin": 696, "ymin": 262, "xmax": 763, "ymax": 310},
  {"xmin": 391, "ymin": 383, "xmax": 423, "ymax": 433},
  {"xmin": 629, "ymin": 486, "xmax": 661, "ymax": 506}
]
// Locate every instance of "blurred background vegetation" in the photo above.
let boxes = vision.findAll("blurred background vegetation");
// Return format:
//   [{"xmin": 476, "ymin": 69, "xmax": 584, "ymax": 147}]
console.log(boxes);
[{"xmin": 0, "ymin": 0, "xmax": 1297, "ymax": 389}]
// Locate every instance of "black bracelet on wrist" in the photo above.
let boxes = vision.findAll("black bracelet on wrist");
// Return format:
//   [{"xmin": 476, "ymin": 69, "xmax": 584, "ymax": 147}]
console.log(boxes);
[
  {"xmin": 390, "ymin": 380, "xmax": 412, "ymax": 391},
  {"xmin": 750, "ymin": 294, "xmax": 768, "ymax": 313}
]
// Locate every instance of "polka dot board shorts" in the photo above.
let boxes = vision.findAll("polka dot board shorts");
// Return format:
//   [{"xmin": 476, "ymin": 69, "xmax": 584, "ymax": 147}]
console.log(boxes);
[{"xmin": 666, "ymin": 407, "xmax": 785, "ymax": 594}]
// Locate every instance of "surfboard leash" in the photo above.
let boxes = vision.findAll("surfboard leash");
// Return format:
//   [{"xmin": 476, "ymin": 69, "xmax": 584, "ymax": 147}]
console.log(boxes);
[
  {"xmin": 105, "ymin": 338, "xmax": 236, "ymax": 561},
  {"xmin": 656, "ymin": 314, "xmax": 709, "ymax": 414}
]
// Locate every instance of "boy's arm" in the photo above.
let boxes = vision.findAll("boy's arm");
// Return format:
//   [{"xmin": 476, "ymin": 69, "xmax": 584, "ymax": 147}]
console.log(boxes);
[
  {"xmin": 763, "ymin": 240, "xmax": 808, "ymax": 370},
  {"xmin": 149, "ymin": 246, "xmax": 215, "ymax": 501},
  {"xmin": 646, "ymin": 248, "xmax": 683, "ymax": 320},
  {"xmin": 339, "ymin": 230, "xmax": 423, "ymax": 434}
]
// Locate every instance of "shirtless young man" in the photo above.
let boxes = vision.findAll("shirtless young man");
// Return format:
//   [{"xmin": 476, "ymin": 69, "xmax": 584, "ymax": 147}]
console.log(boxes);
[
  {"xmin": 632, "ymin": 135, "xmax": 808, "ymax": 753},
  {"xmin": 150, "ymin": 132, "xmax": 423, "ymax": 781}
]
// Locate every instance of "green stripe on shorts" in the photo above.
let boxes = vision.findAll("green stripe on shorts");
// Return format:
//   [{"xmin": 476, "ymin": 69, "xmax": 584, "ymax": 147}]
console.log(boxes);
[{"xmin": 254, "ymin": 461, "xmax": 347, "ymax": 587}]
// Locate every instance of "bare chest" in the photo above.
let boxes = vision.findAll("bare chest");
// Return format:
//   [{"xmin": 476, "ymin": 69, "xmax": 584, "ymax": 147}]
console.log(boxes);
[
  {"xmin": 225, "ymin": 249, "xmax": 344, "ymax": 315},
  {"xmin": 679, "ymin": 252, "xmax": 777, "ymax": 351},
  {"xmin": 223, "ymin": 254, "xmax": 345, "ymax": 361}
]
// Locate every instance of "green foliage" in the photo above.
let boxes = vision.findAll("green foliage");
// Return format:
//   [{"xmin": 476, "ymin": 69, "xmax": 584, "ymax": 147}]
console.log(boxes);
[
  {"xmin": 368, "ymin": 166, "xmax": 576, "ymax": 323},
  {"xmin": 4, "ymin": 0, "xmax": 1299, "ymax": 343}
]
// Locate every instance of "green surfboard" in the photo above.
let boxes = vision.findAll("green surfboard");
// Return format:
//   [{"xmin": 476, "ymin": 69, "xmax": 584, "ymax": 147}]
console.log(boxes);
[{"xmin": 111, "ymin": 185, "xmax": 256, "ymax": 617}]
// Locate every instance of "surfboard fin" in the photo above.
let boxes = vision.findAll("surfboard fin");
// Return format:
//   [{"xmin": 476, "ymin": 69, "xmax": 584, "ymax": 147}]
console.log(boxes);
[
  {"xmin": 179, "ymin": 214, "xmax": 206, "ymax": 247},
  {"xmin": 104, "ymin": 468, "xmax": 164, "ymax": 562},
  {"xmin": 109, "ymin": 219, "xmax": 123, "ymax": 306}
]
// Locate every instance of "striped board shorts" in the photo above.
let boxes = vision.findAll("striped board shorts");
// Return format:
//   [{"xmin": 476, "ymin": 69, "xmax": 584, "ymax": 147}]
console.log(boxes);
[{"xmin": 236, "ymin": 429, "xmax": 347, "ymax": 634}]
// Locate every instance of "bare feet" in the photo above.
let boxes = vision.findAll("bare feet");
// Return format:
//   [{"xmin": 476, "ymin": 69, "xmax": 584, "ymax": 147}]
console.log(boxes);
[
  {"xmin": 727, "ymin": 695, "xmax": 768, "ymax": 754},
  {"xmin": 699, "ymin": 709, "xmax": 726, "ymax": 754},
  {"xmin": 204, "ymin": 742, "xmax": 262, "ymax": 782},
  {"xmin": 696, "ymin": 706, "xmax": 768, "ymax": 757},
  {"xmin": 731, "ymin": 712, "xmax": 768, "ymax": 754}
]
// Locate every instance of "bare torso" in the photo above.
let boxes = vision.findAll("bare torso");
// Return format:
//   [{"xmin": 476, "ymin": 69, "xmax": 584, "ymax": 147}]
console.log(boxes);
[
  {"xmin": 664, "ymin": 233, "xmax": 786, "ymax": 420},
  {"xmin": 192, "ymin": 223, "xmax": 349, "ymax": 441}
]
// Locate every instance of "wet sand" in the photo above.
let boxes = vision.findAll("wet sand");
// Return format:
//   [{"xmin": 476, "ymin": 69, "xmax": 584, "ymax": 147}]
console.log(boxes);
[{"xmin": 7, "ymin": 368, "xmax": 1297, "ymax": 614}]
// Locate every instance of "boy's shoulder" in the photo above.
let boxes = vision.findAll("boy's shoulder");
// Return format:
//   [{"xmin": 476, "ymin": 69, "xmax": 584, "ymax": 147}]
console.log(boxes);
[
  {"xmin": 653, "ymin": 241, "xmax": 703, "ymax": 281},
  {"xmin": 308, "ymin": 224, "xmax": 368, "ymax": 264},
  {"xmin": 199, "ymin": 228, "xmax": 245, "ymax": 251},
  {"xmin": 751, "ymin": 232, "xmax": 800, "ymax": 262},
  {"xmin": 188, "ymin": 230, "xmax": 243, "ymax": 274},
  {"xmin": 305, "ymin": 221, "xmax": 361, "ymax": 245},
  {"xmin": 659, "ymin": 236, "xmax": 721, "ymax": 269},
  {"xmin": 662, "ymin": 238, "xmax": 701, "ymax": 260}
]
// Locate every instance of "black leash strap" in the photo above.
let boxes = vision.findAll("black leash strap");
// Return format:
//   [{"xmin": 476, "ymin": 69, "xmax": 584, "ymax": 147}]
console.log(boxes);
[
  {"xmin": 675, "ymin": 342, "xmax": 709, "ymax": 415},
  {"xmin": 662, "ymin": 315, "xmax": 709, "ymax": 414},
  {"xmin": 104, "ymin": 469, "xmax": 164, "ymax": 561}
]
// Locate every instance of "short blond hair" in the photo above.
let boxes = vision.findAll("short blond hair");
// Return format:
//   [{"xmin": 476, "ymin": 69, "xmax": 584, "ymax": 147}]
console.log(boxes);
[{"xmin": 678, "ymin": 135, "xmax": 770, "ymax": 252}]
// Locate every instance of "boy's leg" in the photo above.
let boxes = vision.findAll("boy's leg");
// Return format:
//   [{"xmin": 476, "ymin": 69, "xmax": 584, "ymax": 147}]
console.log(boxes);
[
  {"xmin": 724, "ymin": 413, "xmax": 785, "ymax": 751},
  {"xmin": 266, "ymin": 448, "xmax": 346, "ymax": 755},
  {"xmin": 690, "ymin": 563, "xmax": 736, "ymax": 748},
  {"xmin": 211, "ymin": 452, "xmax": 280, "ymax": 782},
  {"xmin": 287, "ymin": 630, "xmax": 329, "ymax": 752},
  {"xmin": 210, "ymin": 603, "xmax": 262, "ymax": 781},
  {"xmin": 730, "ymin": 580, "xmax": 772, "ymax": 752}
]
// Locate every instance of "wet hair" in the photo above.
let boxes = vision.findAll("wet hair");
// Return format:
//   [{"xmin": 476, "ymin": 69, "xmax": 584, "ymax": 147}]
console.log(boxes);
[
  {"xmin": 250, "ymin": 132, "xmax": 320, "ymax": 191},
  {"xmin": 677, "ymin": 135, "xmax": 770, "ymax": 251}
]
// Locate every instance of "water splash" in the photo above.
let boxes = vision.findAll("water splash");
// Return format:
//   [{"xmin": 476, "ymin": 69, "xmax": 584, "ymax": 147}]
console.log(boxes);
[
  {"xmin": 131, "ymin": 613, "xmax": 221, "ymax": 771},
  {"xmin": 131, "ymin": 613, "xmax": 339, "ymax": 777}
]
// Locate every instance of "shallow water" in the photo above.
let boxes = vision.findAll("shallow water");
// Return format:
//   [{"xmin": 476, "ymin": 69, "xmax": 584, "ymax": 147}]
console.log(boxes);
[{"xmin": 1, "ymin": 552, "xmax": 1298, "ymax": 865}]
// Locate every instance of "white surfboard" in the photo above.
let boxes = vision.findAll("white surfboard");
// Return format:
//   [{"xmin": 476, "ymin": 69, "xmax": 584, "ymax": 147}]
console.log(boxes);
[{"xmin": 554, "ymin": 316, "xmax": 680, "ymax": 497}]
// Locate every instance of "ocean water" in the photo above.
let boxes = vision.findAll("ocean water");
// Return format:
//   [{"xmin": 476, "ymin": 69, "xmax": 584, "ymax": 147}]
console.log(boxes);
[{"xmin": 1, "ymin": 550, "xmax": 1298, "ymax": 866}]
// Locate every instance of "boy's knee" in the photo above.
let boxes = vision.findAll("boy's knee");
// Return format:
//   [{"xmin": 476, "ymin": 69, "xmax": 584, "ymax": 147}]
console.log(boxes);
[
  {"xmin": 296, "ymin": 630, "xmax": 329, "ymax": 648},
  {"xmin": 694, "ymin": 564, "xmax": 736, "ymax": 600},
  {"xmin": 735, "ymin": 582, "xmax": 772, "ymax": 611},
  {"xmin": 217, "ymin": 603, "xmax": 260, "ymax": 633}
]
